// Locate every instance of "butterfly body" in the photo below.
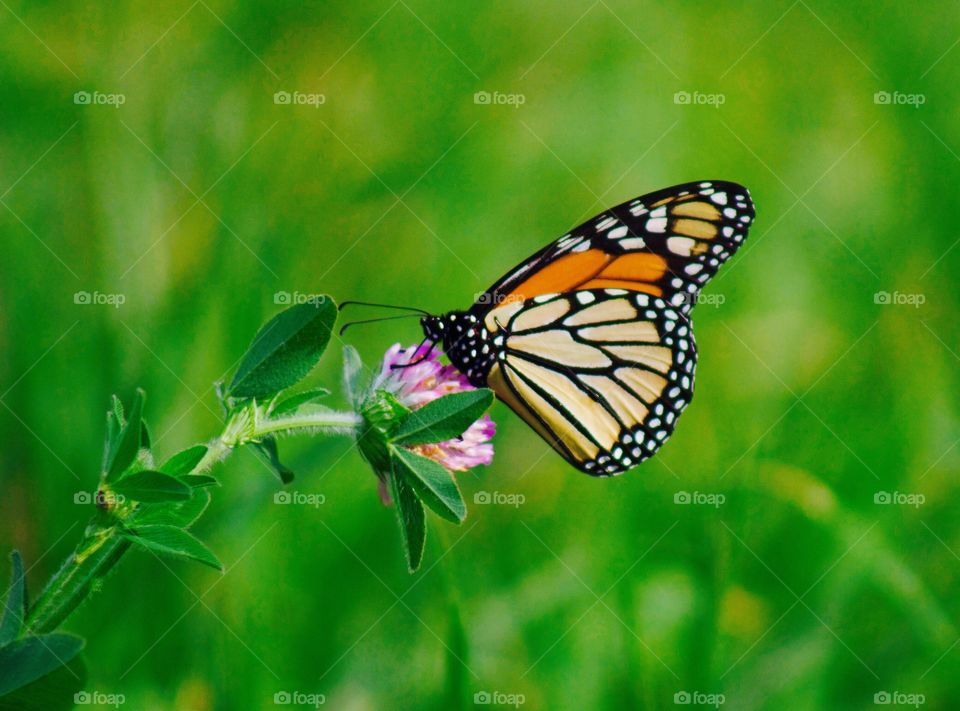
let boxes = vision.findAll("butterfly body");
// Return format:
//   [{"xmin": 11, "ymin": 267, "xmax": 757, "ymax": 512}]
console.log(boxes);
[{"xmin": 419, "ymin": 180, "xmax": 754, "ymax": 476}]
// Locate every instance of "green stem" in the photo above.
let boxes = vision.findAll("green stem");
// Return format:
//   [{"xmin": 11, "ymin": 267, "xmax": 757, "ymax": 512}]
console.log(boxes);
[
  {"xmin": 253, "ymin": 409, "xmax": 361, "ymax": 439},
  {"xmin": 23, "ymin": 405, "xmax": 359, "ymax": 635}
]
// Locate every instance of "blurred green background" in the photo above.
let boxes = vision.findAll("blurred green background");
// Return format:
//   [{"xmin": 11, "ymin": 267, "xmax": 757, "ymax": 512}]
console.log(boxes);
[{"xmin": 1, "ymin": 1, "xmax": 958, "ymax": 709}]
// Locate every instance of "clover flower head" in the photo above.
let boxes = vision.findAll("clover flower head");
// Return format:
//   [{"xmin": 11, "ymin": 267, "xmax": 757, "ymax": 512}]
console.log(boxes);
[{"xmin": 374, "ymin": 343, "xmax": 495, "ymax": 471}]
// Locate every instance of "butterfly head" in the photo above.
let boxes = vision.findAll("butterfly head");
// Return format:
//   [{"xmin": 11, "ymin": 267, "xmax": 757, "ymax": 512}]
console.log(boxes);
[{"xmin": 420, "ymin": 311, "xmax": 492, "ymax": 387}]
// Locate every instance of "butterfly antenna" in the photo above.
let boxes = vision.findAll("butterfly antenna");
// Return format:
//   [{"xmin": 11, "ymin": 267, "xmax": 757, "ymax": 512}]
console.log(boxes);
[
  {"xmin": 338, "ymin": 314, "xmax": 423, "ymax": 336},
  {"xmin": 339, "ymin": 300, "xmax": 430, "ymax": 316}
]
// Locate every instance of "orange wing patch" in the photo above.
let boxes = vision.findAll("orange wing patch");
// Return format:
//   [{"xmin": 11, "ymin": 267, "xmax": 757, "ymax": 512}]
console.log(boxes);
[
  {"xmin": 508, "ymin": 249, "xmax": 667, "ymax": 301},
  {"xmin": 506, "ymin": 249, "xmax": 609, "ymax": 301}
]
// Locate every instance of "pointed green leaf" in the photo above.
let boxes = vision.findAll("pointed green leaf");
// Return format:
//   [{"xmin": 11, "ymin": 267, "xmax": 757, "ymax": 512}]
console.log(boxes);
[
  {"xmin": 182, "ymin": 475, "xmax": 218, "ymax": 488},
  {"xmin": 272, "ymin": 388, "xmax": 331, "ymax": 416},
  {"xmin": 140, "ymin": 419, "xmax": 152, "ymax": 450},
  {"xmin": 0, "ymin": 551, "xmax": 26, "ymax": 646},
  {"xmin": 159, "ymin": 445, "xmax": 208, "ymax": 477},
  {"xmin": 106, "ymin": 389, "xmax": 144, "ymax": 479},
  {"xmin": 391, "ymin": 447, "xmax": 466, "ymax": 523},
  {"xmin": 110, "ymin": 394, "xmax": 125, "ymax": 428},
  {"xmin": 131, "ymin": 488, "xmax": 211, "ymax": 529},
  {"xmin": 122, "ymin": 525, "xmax": 222, "ymax": 570},
  {"xmin": 343, "ymin": 345, "xmax": 369, "ymax": 407},
  {"xmin": 251, "ymin": 437, "xmax": 294, "ymax": 484},
  {"xmin": 0, "ymin": 634, "xmax": 84, "ymax": 696},
  {"xmin": 113, "ymin": 471, "xmax": 191, "ymax": 503},
  {"xmin": 228, "ymin": 299, "xmax": 337, "ymax": 399},
  {"xmin": 100, "ymin": 410, "xmax": 117, "ymax": 475},
  {"xmin": 392, "ymin": 389, "xmax": 493, "ymax": 446},
  {"xmin": 389, "ymin": 466, "xmax": 426, "ymax": 572}
]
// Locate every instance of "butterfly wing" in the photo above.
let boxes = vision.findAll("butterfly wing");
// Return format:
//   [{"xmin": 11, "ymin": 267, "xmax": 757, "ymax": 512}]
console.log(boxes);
[
  {"xmin": 480, "ymin": 288, "xmax": 695, "ymax": 476},
  {"xmin": 471, "ymin": 180, "xmax": 754, "ymax": 316}
]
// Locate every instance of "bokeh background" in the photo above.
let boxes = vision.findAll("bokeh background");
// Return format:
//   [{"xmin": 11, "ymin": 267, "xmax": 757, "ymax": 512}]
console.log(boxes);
[{"xmin": 1, "ymin": 1, "xmax": 958, "ymax": 709}]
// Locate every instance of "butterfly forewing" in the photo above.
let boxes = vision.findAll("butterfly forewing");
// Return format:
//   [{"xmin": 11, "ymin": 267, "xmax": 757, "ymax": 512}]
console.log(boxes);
[
  {"xmin": 472, "ymin": 180, "xmax": 754, "ymax": 316},
  {"xmin": 484, "ymin": 289, "xmax": 696, "ymax": 476}
]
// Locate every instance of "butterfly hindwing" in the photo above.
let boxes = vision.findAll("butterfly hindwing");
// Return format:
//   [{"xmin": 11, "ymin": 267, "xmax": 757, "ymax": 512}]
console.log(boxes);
[
  {"xmin": 482, "ymin": 288, "xmax": 696, "ymax": 476},
  {"xmin": 472, "ymin": 180, "xmax": 754, "ymax": 316}
]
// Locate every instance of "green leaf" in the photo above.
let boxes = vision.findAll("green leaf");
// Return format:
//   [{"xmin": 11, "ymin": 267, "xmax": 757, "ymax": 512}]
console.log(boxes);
[
  {"xmin": 110, "ymin": 394, "xmax": 125, "ymax": 428},
  {"xmin": 0, "ymin": 551, "xmax": 25, "ymax": 646},
  {"xmin": 113, "ymin": 471, "xmax": 191, "ymax": 503},
  {"xmin": 392, "ymin": 389, "xmax": 493, "ymax": 446},
  {"xmin": 228, "ymin": 299, "xmax": 337, "ymax": 399},
  {"xmin": 390, "ymin": 446, "xmax": 466, "ymax": 523},
  {"xmin": 182, "ymin": 475, "xmax": 218, "ymax": 488},
  {"xmin": 140, "ymin": 419, "xmax": 152, "ymax": 450},
  {"xmin": 100, "ymin": 410, "xmax": 117, "ymax": 475},
  {"xmin": 251, "ymin": 438, "xmax": 294, "ymax": 484},
  {"xmin": 272, "ymin": 388, "xmax": 331, "ymax": 416},
  {"xmin": 106, "ymin": 389, "xmax": 144, "ymax": 479},
  {"xmin": 122, "ymin": 525, "xmax": 222, "ymax": 571},
  {"xmin": 131, "ymin": 488, "xmax": 211, "ymax": 529},
  {"xmin": 0, "ymin": 634, "xmax": 84, "ymax": 696},
  {"xmin": 389, "ymin": 465, "xmax": 426, "ymax": 573},
  {"xmin": 159, "ymin": 445, "xmax": 208, "ymax": 477},
  {"xmin": 0, "ymin": 651, "xmax": 86, "ymax": 711},
  {"xmin": 343, "ymin": 345, "xmax": 369, "ymax": 407}
]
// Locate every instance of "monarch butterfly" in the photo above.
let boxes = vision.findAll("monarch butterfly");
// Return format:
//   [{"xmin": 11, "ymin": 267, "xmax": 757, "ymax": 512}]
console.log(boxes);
[{"xmin": 352, "ymin": 180, "xmax": 755, "ymax": 476}]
